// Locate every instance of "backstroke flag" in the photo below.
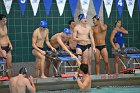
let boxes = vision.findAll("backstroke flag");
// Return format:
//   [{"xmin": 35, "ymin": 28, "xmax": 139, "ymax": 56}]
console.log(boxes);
[
  {"xmin": 92, "ymin": 0, "xmax": 102, "ymax": 16},
  {"xmin": 80, "ymin": 0, "xmax": 90, "ymax": 16},
  {"xmin": 30, "ymin": 0, "xmax": 40, "ymax": 16},
  {"xmin": 3, "ymin": 0, "xmax": 13, "ymax": 14},
  {"xmin": 138, "ymin": 0, "xmax": 140, "ymax": 9},
  {"xmin": 43, "ymin": 0, "xmax": 52, "ymax": 16},
  {"xmin": 103, "ymin": 0, "xmax": 113, "ymax": 18},
  {"xmin": 69, "ymin": 0, "xmax": 78, "ymax": 17},
  {"xmin": 18, "ymin": 0, "xmax": 27, "ymax": 15},
  {"xmin": 116, "ymin": 0, "xmax": 125, "ymax": 17},
  {"xmin": 56, "ymin": 0, "xmax": 67, "ymax": 16},
  {"xmin": 125, "ymin": 0, "xmax": 135, "ymax": 18}
]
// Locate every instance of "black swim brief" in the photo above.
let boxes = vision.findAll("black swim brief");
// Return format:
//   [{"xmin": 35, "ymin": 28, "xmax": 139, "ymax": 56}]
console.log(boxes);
[
  {"xmin": 76, "ymin": 44, "xmax": 91, "ymax": 52},
  {"xmin": 96, "ymin": 45, "xmax": 106, "ymax": 52},
  {"xmin": 1, "ymin": 44, "xmax": 11, "ymax": 53}
]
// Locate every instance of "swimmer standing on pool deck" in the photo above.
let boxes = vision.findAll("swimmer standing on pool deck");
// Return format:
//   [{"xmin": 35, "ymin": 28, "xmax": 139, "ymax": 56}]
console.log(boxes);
[
  {"xmin": 32, "ymin": 20, "xmax": 56, "ymax": 78},
  {"xmin": 0, "ymin": 14, "xmax": 13, "ymax": 78},
  {"xmin": 91, "ymin": 15, "xmax": 110, "ymax": 75},
  {"xmin": 73, "ymin": 13, "xmax": 96, "ymax": 74},
  {"xmin": 110, "ymin": 20, "xmax": 128, "ymax": 74}
]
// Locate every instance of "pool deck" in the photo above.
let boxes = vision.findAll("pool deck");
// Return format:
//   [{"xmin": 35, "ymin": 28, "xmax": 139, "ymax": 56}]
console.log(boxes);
[{"xmin": 0, "ymin": 74, "xmax": 140, "ymax": 92}]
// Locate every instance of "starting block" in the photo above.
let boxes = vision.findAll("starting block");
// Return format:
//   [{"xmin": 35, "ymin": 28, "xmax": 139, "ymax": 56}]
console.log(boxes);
[
  {"xmin": 120, "ymin": 66, "xmax": 140, "ymax": 74},
  {"xmin": 45, "ymin": 51, "xmax": 79, "ymax": 76},
  {"xmin": 58, "ymin": 56, "xmax": 78, "ymax": 74},
  {"xmin": 0, "ymin": 61, "xmax": 6, "ymax": 77},
  {"xmin": 112, "ymin": 47, "xmax": 140, "ymax": 74}
]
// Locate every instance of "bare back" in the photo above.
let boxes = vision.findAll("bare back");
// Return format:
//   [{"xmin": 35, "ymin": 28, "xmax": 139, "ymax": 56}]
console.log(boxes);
[
  {"xmin": 0, "ymin": 25, "xmax": 9, "ymax": 45},
  {"xmin": 74, "ymin": 24, "xmax": 91, "ymax": 45},
  {"xmin": 9, "ymin": 76, "xmax": 27, "ymax": 93},
  {"xmin": 32, "ymin": 28, "xmax": 48, "ymax": 48},
  {"xmin": 50, "ymin": 32, "xmax": 68, "ymax": 48},
  {"xmin": 92, "ymin": 25, "xmax": 106, "ymax": 46},
  {"xmin": 9, "ymin": 75, "xmax": 36, "ymax": 93}
]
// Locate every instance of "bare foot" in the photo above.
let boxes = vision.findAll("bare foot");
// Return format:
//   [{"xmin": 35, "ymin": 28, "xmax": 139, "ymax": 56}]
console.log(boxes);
[{"xmin": 40, "ymin": 76, "xmax": 47, "ymax": 79}]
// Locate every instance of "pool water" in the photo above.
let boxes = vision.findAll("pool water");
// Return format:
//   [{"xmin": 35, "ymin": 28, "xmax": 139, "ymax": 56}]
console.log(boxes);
[{"xmin": 37, "ymin": 86, "xmax": 140, "ymax": 93}]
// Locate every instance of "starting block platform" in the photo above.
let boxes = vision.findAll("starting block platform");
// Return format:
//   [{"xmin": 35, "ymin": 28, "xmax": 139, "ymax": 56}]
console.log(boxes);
[
  {"xmin": 45, "ymin": 51, "xmax": 78, "ymax": 76},
  {"xmin": 113, "ymin": 47, "xmax": 140, "ymax": 74},
  {"xmin": 0, "ymin": 61, "xmax": 6, "ymax": 77},
  {"xmin": 127, "ymin": 54, "xmax": 140, "ymax": 59},
  {"xmin": 57, "ymin": 56, "xmax": 78, "ymax": 75},
  {"xmin": 126, "ymin": 54, "xmax": 140, "ymax": 70}
]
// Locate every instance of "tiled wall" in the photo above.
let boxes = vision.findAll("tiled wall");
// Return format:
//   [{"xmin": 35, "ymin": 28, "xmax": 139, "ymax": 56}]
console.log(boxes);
[
  {"xmin": 0, "ymin": 0, "xmax": 73, "ymax": 62},
  {"xmin": 0, "ymin": 0, "xmax": 140, "ymax": 62}
]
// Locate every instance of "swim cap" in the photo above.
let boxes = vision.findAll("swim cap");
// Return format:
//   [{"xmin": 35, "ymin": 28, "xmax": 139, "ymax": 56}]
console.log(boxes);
[
  {"xmin": 63, "ymin": 28, "xmax": 71, "ymax": 35},
  {"xmin": 40, "ymin": 20, "xmax": 47, "ymax": 28},
  {"xmin": 78, "ymin": 14, "xmax": 86, "ymax": 20},
  {"xmin": 19, "ymin": 67, "xmax": 27, "ymax": 75},
  {"xmin": 92, "ymin": 15, "xmax": 100, "ymax": 20}
]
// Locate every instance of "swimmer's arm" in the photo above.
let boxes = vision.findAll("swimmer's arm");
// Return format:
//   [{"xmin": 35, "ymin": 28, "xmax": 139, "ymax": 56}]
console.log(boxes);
[
  {"xmin": 26, "ymin": 78, "xmax": 36, "ymax": 93},
  {"xmin": 0, "ymin": 46, "xmax": 6, "ymax": 58},
  {"xmin": 7, "ymin": 36, "xmax": 12, "ymax": 45},
  {"xmin": 63, "ymin": 39, "xmax": 69, "ymax": 49},
  {"xmin": 76, "ymin": 77, "xmax": 90, "ymax": 90},
  {"xmin": 0, "ymin": 46, "xmax": 2, "ymax": 51},
  {"xmin": 73, "ymin": 27, "xmax": 82, "ymax": 41},
  {"xmin": 64, "ymin": 42, "xmax": 70, "ymax": 49},
  {"xmin": 32, "ymin": 31, "xmax": 43, "ymax": 53},
  {"xmin": 0, "ymin": 48, "xmax": 2, "ymax": 56},
  {"xmin": 99, "ymin": 21, "xmax": 107, "ymax": 31},
  {"xmin": 110, "ymin": 30, "xmax": 117, "ymax": 49},
  {"xmin": 120, "ymin": 27, "xmax": 128, "ymax": 34},
  {"xmin": 73, "ymin": 56, "xmax": 81, "ymax": 67},
  {"xmin": 6, "ymin": 35, "xmax": 12, "ymax": 50},
  {"xmin": 73, "ymin": 27, "xmax": 79, "ymax": 41},
  {"xmin": 89, "ymin": 29, "xmax": 95, "ymax": 49},
  {"xmin": 57, "ymin": 36, "xmax": 73, "ymax": 55},
  {"xmin": 45, "ymin": 30, "xmax": 54, "ymax": 50}
]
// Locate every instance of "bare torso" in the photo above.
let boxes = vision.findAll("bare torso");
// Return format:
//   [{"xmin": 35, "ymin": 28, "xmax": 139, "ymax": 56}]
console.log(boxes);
[
  {"xmin": 81, "ymin": 75, "xmax": 91, "ymax": 91},
  {"xmin": 74, "ymin": 24, "xmax": 91, "ymax": 45},
  {"xmin": 10, "ymin": 75, "xmax": 27, "ymax": 93},
  {"xmin": 50, "ymin": 32, "xmax": 69, "ymax": 48},
  {"xmin": 0, "ymin": 25, "xmax": 9, "ymax": 46},
  {"xmin": 92, "ymin": 25, "xmax": 106, "ymax": 46},
  {"xmin": 33, "ymin": 28, "xmax": 48, "ymax": 48}
]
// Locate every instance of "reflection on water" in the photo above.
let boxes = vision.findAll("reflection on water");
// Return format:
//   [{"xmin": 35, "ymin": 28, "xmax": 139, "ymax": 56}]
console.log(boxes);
[{"xmin": 37, "ymin": 86, "xmax": 140, "ymax": 93}]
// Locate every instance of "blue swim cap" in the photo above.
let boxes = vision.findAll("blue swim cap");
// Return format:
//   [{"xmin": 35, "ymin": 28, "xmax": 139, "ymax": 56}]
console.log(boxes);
[
  {"xmin": 78, "ymin": 14, "xmax": 86, "ymax": 20},
  {"xmin": 40, "ymin": 20, "xmax": 47, "ymax": 28},
  {"xmin": 63, "ymin": 28, "xmax": 71, "ymax": 35}
]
